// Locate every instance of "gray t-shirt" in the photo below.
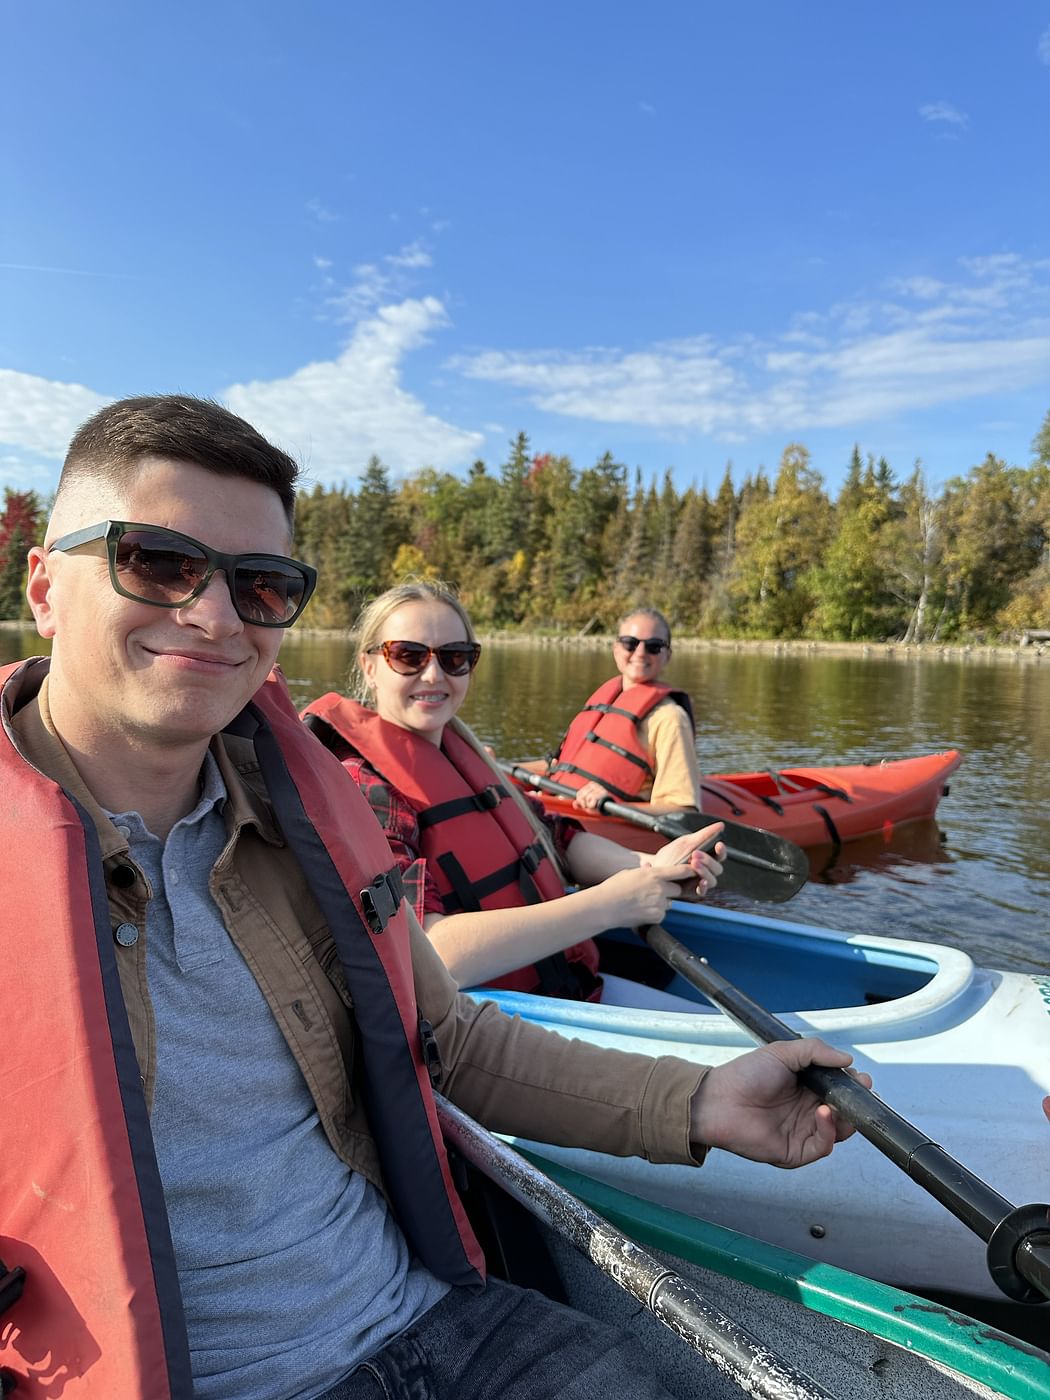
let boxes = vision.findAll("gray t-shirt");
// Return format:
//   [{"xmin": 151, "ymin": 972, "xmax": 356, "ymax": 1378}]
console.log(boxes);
[{"xmin": 107, "ymin": 754, "xmax": 447, "ymax": 1400}]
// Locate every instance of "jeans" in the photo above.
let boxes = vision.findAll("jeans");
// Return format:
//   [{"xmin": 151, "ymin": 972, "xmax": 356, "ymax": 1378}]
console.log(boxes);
[{"xmin": 313, "ymin": 1277, "xmax": 675, "ymax": 1400}]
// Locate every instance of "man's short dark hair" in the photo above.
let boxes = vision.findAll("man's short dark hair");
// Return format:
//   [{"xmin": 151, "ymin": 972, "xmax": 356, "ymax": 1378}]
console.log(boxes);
[{"xmin": 57, "ymin": 395, "xmax": 301, "ymax": 524}]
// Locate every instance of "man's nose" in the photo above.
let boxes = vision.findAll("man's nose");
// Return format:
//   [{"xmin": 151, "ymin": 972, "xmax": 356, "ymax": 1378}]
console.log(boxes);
[{"xmin": 177, "ymin": 570, "xmax": 243, "ymax": 630}]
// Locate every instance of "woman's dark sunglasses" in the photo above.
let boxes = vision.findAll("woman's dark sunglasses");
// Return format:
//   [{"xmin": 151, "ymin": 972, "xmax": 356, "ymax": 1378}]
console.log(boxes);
[
  {"xmin": 368, "ymin": 639, "xmax": 482, "ymax": 677},
  {"xmin": 616, "ymin": 635, "xmax": 670, "ymax": 655},
  {"xmin": 47, "ymin": 520, "xmax": 318, "ymax": 628}
]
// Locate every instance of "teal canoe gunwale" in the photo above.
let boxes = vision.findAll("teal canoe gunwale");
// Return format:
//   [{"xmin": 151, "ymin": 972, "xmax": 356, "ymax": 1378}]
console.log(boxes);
[{"xmin": 522, "ymin": 1150, "xmax": 1050, "ymax": 1400}]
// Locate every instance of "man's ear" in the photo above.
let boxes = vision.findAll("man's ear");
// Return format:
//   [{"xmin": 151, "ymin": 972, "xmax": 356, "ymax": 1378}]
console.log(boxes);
[{"xmin": 25, "ymin": 547, "xmax": 58, "ymax": 639}]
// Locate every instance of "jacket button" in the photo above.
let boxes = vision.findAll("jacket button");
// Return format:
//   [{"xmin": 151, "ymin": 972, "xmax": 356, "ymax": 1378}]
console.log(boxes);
[
  {"xmin": 114, "ymin": 922, "xmax": 140, "ymax": 947},
  {"xmin": 111, "ymin": 864, "xmax": 137, "ymax": 889}
]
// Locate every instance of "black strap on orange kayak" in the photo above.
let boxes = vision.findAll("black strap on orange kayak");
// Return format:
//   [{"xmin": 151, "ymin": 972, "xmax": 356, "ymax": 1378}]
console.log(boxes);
[
  {"xmin": 700, "ymin": 783, "xmax": 745, "ymax": 816},
  {"xmin": 814, "ymin": 804, "xmax": 842, "ymax": 847},
  {"xmin": 768, "ymin": 770, "xmax": 853, "ymax": 805},
  {"xmin": 810, "ymin": 781, "xmax": 851, "ymax": 802}
]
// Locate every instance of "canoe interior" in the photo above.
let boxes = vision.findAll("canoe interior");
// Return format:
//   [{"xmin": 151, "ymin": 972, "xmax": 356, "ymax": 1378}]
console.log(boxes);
[
  {"xmin": 468, "ymin": 1156, "xmax": 1050, "ymax": 1400},
  {"xmin": 597, "ymin": 902, "xmax": 937, "ymax": 1013}
]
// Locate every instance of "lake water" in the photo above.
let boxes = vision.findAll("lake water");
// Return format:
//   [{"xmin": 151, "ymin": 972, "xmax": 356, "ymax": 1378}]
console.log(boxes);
[{"xmin": 4, "ymin": 627, "xmax": 1048, "ymax": 974}]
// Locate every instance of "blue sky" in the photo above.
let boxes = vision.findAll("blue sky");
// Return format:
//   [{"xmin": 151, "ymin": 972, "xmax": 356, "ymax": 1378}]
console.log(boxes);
[{"xmin": 2, "ymin": 2, "xmax": 1050, "ymax": 501}]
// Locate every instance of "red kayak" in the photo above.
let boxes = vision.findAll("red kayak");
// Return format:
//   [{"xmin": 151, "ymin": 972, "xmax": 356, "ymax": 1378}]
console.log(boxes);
[{"xmin": 516, "ymin": 750, "xmax": 962, "ymax": 851}]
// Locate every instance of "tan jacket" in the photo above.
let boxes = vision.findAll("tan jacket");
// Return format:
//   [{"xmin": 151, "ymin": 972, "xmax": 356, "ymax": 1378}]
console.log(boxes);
[{"xmin": 10, "ymin": 673, "xmax": 707, "ymax": 1204}]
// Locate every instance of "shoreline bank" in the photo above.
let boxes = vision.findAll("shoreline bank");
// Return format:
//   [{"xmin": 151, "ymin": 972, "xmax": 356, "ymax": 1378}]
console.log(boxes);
[{"xmin": 2, "ymin": 618, "xmax": 1044, "ymax": 663}]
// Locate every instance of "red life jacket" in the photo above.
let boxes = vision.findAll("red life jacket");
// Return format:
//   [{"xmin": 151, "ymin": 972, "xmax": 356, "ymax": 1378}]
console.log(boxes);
[
  {"xmin": 552, "ymin": 677, "xmax": 696, "ymax": 803},
  {"xmin": 0, "ymin": 660, "xmax": 484, "ymax": 1400},
  {"xmin": 301, "ymin": 695, "xmax": 602, "ymax": 1001}
]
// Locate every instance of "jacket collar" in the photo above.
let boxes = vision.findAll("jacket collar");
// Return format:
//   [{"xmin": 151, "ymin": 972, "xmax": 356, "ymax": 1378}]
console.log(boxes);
[{"xmin": 5, "ymin": 658, "xmax": 283, "ymax": 852}]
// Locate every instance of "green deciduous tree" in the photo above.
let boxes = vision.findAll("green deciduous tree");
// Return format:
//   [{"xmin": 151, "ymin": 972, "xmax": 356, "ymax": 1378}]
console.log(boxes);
[
  {"xmin": 729, "ymin": 445, "xmax": 831, "ymax": 636},
  {"xmin": 809, "ymin": 454, "xmax": 896, "ymax": 639}
]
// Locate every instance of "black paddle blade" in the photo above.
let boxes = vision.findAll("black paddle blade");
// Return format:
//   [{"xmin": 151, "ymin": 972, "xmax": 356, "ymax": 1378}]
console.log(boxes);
[
  {"xmin": 501, "ymin": 762, "xmax": 807, "ymax": 902},
  {"xmin": 653, "ymin": 808, "xmax": 808, "ymax": 902}
]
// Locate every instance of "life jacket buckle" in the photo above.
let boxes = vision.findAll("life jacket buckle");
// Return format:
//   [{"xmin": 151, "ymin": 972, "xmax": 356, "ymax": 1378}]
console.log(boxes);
[
  {"xmin": 419, "ymin": 1017, "xmax": 444, "ymax": 1088},
  {"xmin": 0, "ymin": 1257, "xmax": 26, "ymax": 1317},
  {"xmin": 520, "ymin": 842, "xmax": 543, "ymax": 875},
  {"xmin": 475, "ymin": 785, "xmax": 502, "ymax": 812},
  {"xmin": 359, "ymin": 867, "xmax": 406, "ymax": 935}
]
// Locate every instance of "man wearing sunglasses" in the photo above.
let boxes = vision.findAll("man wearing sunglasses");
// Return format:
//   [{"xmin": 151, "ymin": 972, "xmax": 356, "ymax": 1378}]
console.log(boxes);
[{"xmin": 1, "ymin": 395, "xmax": 865, "ymax": 1400}]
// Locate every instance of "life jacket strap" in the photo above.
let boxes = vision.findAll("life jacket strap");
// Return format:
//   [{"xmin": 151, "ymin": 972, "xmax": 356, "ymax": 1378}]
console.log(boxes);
[
  {"xmin": 549, "ymin": 761, "xmax": 640, "ymax": 804},
  {"xmin": 437, "ymin": 841, "xmax": 547, "ymax": 912},
  {"xmin": 434, "ymin": 847, "xmax": 594, "ymax": 999},
  {"xmin": 417, "ymin": 785, "xmax": 504, "ymax": 829},
  {"xmin": 585, "ymin": 701, "xmax": 640, "ymax": 721},
  {"xmin": 580, "ymin": 730, "xmax": 653, "ymax": 774}
]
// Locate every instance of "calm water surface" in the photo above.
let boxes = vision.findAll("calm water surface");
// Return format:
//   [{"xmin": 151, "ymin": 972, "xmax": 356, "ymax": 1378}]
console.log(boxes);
[{"xmin": 6, "ymin": 629, "xmax": 1048, "ymax": 974}]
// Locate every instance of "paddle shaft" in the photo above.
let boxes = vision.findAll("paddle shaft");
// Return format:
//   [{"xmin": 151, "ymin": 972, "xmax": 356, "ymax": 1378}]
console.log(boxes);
[
  {"xmin": 435, "ymin": 1095, "xmax": 839, "ymax": 1400},
  {"xmin": 643, "ymin": 923, "xmax": 1050, "ymax": 1306},
  {"xmin": 503, "ymin": 764, "xmax": 803, "ymax": 882}
]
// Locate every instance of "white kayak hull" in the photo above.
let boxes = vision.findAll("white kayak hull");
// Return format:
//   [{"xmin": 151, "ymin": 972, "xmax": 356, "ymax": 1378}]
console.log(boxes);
[{"xmin": 466, "ymin": 903, "xmax": 1050, "ymax": 1306}]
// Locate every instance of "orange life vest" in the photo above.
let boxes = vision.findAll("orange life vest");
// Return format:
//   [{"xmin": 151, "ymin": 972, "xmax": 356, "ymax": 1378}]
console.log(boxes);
[
  {"xmin": 0, "ymin": 660, "xmax": 484, "ymax": 1400},
  {"xmin": 551, "ymin": 677, "xmax": 695, "ymax": 803},
  {"xmin": 301, "ymin": 695, "xmax": 602, "ymax": 1001}
]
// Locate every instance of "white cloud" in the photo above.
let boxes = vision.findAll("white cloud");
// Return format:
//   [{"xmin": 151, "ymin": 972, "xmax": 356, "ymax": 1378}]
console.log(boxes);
[
  {"xmin": 454, "ymin": 253, "xmax": 1050, "ymax": 439},
  {"xmin": 0, "ymin": 248, "xmax": 481, "ymax": 488},
  {"xmin": 306, "ymin": 197, "xmax": 339, "ymax": 223},
  {"xmin": 1039, "ymin": 24, "xmax": 1050, "ymax": 64},
  {"xmin": 325, "ymin": 242, "xmax": 435, "ymax": 322},
  {"xmin": 919, "ymin": 101, "xmax": 969, "ymax": 129},
  {"xmin": 223, "ymin": 296, "xmax": 484, "ymax": 480},
  {"xmin": 386, "ymin": 241, "xmax": 432, "ymax": 270},
  {"xmin": 0, "ymin": 369, "xmax": 110, "ymax": 460}
]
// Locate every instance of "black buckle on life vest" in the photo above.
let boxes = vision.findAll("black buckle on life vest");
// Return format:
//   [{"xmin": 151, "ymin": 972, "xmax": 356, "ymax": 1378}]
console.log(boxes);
[
  {"xmin": 0, "ymin": 1257, "xmax": 26, "ymax": 1317},
  {"xmin": 359, "ymin": 867, "xmax": 406, "ymax": 935},
  {"xmin": 520, "ymin": 841, "xmax": 543, "ymax": 875},
  {"xmin": 419, "ymin": 1017, "xmax": 444, "ymax": 1089},
  {"xmin": 476, "ymin": 784, "xmax": 502, "ymax": 811}
]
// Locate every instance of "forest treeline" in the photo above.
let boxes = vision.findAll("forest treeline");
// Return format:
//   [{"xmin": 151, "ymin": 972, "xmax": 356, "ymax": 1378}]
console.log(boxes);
[{"xmin": 3, "ymin": 413, "xmax": 1049, "ymax": 641}]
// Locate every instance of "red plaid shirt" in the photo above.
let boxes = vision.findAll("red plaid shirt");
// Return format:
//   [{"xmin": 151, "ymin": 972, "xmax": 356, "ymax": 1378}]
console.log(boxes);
[{"xmin": 342, "ymin": 755, "xmax": 580, "ymax": 924}]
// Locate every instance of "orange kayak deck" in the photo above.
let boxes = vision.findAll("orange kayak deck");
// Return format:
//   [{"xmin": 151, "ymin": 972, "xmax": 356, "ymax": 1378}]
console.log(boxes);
[{"xmin": 521, "ymin": 750, "xmax": 963, "ymax": 851}]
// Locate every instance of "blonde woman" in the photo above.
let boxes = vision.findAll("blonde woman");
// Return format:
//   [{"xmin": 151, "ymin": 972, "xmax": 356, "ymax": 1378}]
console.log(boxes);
[{"xmin": 302, "ymin": 582, "xmax": 724, "ymax": 1006}]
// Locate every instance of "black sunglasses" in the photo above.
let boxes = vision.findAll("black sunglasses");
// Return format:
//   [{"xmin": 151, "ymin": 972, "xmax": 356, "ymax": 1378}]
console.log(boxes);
[
  {"xmin": 367, "ymin": 639, "xmax": 482, "ymax": 677},
  {"xmin": 616, "ymin": 635, "xmax": 670, "ymax": 655},
  {"xmin": 47, "ymin": 520, "xmax": 318, "ymax": 628}
]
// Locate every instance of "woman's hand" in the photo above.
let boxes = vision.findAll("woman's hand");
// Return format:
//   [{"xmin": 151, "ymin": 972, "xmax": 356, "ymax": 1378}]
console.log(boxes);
[
  {"xmin": 586, "ymin": 862, "xmax": 709, "ymax": 929},
  {"xmin": 648, "ymin": 822, "xmax": 725, "ymax": 897},
  {"xmin": 573, "ymin": 780, "xmax": 614, "ymax": 812}
]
